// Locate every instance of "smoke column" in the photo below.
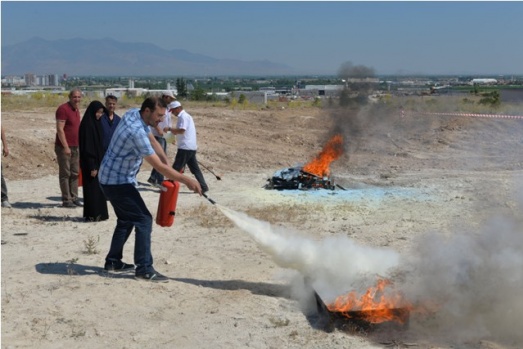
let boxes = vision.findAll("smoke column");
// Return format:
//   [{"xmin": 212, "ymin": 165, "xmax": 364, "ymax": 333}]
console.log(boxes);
[{"xmin": 218, "ymin": 205, "xmax": 400, "ymax": 302}]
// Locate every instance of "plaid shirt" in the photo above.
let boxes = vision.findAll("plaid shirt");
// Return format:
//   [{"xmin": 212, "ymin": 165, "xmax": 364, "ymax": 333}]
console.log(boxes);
[{"xmin": 99, "ymin": 108, "xmax": 154, "ymax": 185}]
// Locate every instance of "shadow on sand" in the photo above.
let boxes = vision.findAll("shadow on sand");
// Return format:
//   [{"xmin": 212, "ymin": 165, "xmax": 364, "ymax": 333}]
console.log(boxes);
[{"xmin": 35, "ymin": 262, "xmax": 134, "ymax": 280}]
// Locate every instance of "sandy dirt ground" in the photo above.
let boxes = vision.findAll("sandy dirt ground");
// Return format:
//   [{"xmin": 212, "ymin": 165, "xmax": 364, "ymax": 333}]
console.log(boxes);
[{"xmin": 1, "ymin": 100, "xmax": 523, "ymax": 349}]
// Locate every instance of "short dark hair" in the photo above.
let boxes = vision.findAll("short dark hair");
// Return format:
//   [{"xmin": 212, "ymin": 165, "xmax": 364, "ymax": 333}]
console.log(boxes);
[
  {"xmin": 69, "ymin": 88, "xmax": 82, "ymax": 98},
  {"xmin": 105, "ymin": 95, "xmax": 118, "ymax": 102},
  {"xmin": 140, "ymin": 96, "xmax": 167, "ymax": 113}
]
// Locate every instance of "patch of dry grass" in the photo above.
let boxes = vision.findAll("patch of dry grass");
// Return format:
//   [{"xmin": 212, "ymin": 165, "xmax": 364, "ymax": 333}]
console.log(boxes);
[
  {"xmin": 2, "ymin": 92, "xmax": 521, "ymax": 116},
  {"xmin": 185, "ymin": 203, "xmax": 233, "ymax": 228},
  {"xmin": 1, "ymin": 93, "xmax": 65, "ymax": 110},
  {"xmin": 0, "ymin": 93, "xmax": 322, "ymax": 113},
  {"xmin": 245, "ymin": 202, "xmax": 356, "ymax": 226},
  {"xmin": 185, "ymin": 201, "xmax": 356, "ymax": 229},
  {"xmin": 0, "ymin": 93, "xmax": 144, "ymax": 112}
]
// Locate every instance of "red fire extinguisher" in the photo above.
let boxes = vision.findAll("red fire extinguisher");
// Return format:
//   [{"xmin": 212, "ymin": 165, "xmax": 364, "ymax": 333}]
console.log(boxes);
[{"xmin": 156, "ymin": 180, "xmax": 180, "ymax": 227}]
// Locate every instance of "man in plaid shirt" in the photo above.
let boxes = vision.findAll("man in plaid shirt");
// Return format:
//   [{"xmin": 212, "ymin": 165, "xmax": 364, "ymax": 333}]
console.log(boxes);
[{"xmin": 99, "ymin": 96, "xmax": 201, "ymax": 283}]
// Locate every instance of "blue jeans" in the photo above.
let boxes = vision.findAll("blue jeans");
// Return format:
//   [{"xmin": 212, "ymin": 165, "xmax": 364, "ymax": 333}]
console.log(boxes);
[
  {"xmin": 149, "ymin": 136, "xmax": 167, "ymax": 183},
  {"xmin": 100, "ymin": 183, "xmax": 154, "ymax": 275}
]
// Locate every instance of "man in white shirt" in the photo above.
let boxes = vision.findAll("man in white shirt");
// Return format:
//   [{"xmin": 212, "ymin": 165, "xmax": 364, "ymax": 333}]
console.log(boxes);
[{"xmin": 167, "ymin": 101, "xmax": 209, "ymax": 193}]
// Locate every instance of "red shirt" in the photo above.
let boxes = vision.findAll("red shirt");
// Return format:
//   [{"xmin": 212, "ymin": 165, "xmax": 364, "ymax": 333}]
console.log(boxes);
[{"xmin": 55, "ymin": 102, "xmax": 81, "ymax": 147}]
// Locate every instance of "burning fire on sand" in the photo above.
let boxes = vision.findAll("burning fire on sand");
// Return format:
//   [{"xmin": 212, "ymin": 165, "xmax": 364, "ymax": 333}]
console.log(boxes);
[
  {"xmin": 327, "ymin": 278, "xmax": 413, "ymax": 324},
  {"xmin": 303, "ymin": 134, "xmax": 344, "ymax": 177}
]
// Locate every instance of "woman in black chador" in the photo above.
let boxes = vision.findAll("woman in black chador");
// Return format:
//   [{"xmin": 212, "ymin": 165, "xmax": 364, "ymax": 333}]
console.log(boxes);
[{"xmin": 79, "ymin": 100, "xmax": 109, "ymax": 222}]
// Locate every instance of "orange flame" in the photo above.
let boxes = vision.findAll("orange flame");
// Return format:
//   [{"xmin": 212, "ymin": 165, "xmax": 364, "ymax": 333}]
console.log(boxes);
[
  {"xmin": 327, "ymin": 279, "xmax": 413, "ymax": 324},
  {"xmin": 303, "ymin": 134, "xmax": 344, "ymax": 177}
]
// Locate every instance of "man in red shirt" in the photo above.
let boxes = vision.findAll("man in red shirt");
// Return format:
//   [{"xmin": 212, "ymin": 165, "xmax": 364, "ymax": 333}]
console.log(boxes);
[{"xmin": 55, "ymin": 89, "xmax": 83, "ymax": 207}]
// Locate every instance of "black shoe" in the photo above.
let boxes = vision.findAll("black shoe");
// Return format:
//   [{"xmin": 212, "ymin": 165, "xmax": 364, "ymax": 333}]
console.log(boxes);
[
  {"xmin": 104, "ymin": 261, "xmax": 135, "ymax": 272},
  {"xmin": 135, "ymin": 271, "xmax": 169, "ymax": 283},
  {"xmin": 73, "ymin": 199, "xmax": 83, "ymax": 207},
  {"xmin": 86, "ymin": 215, "xmax": 105, "ymax": 222},
  {"xmin": 62, "ymin": 201, "xmax": 76, "ymax": 208}
]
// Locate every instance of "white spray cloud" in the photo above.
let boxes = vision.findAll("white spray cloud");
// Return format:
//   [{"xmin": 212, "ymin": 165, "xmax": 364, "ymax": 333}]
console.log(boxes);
[
  {"xmin": 399, "ymin": 214, "xmax": 523, "ymax": 343},
  {"xmin": 218, "ymin": 206, "xmax": 400, "ymax": 302},
  {"xmin": 218, "ymin": 202, "xmax": 523, "ymax": 344}
]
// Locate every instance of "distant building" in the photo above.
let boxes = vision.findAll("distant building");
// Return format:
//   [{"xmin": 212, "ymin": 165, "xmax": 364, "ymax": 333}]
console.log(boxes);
[
  {"xmin": 471, "ymin": 78, "xmax": 498, "ymax": 85},
  {"xmin": 148, "ymin": 89, "xmax": 178, "ymax": 97},
  {"xmin": 1, "ymin": 76, "xmax": 25, "ymax": 86},
  {"xmin": 4, "ymin": 73, "xmax": 62, "ymax": 87},
  {"xmin": 49, "ymin": 74, "xmax": 60, "ymax": 86},
  {"xmin": 104, "ymin": 88, "xmax": 147, "ymax": 98},
  {"xmin": 233, "ymin": 91, "xmax": 278, "ymax": 104},
  {"xmin": 232, "ymin": 86, "xmax": 253, "ymax": 91},
  {"xmin": 303, "ymin": 85, "xmax": 344, "ymax": 97},
  {"xmin": 24, "ymin": 73, "xmax": 36, "ymax": 86},
  {"xmin": 304, "ymin": 85, "xmax": 344, "ymax": 91},
  {"xmin": 345, "ymin": 77, "xmax": 380, "ymax": 83},
  {"xmin": 37, "ymin": 75, "xmax": 49, "ymax": 86}
]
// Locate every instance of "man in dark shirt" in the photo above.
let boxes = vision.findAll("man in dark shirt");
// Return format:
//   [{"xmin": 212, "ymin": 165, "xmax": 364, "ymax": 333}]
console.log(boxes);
[
  {"xmin": 101, "ymin": 94, "xmax": 121, "ymax": 151},
  {"xmin": 55, "ymin": 88, "xmax": 82, "ymax": 208}
]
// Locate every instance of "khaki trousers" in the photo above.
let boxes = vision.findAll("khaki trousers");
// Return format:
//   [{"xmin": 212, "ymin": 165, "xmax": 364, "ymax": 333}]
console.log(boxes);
[{"xmin": 55, "ymin": 145, "xmax": 79, "ymax": 204}]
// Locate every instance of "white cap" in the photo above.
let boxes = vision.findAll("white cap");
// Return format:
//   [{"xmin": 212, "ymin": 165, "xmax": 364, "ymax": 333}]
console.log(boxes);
[
  {"xmin": 168, "ymin": 101, "xmax": 181, "ymax": 111},
  {"xmin": 162, "ymin": 90, "xmax": 177, "ymax": 99}
]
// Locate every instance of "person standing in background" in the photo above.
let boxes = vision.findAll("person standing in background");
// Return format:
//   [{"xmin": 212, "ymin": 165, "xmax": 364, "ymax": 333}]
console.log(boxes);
[
  {"xmin": 147, "ymin": 91, "xmax": 176, "ymax": 187},
  {"xmin": 101, "ymin": 95, "xmax": 121, "ymax": 151},
  {"xmin": 55, "ymin": 88, "xmax": 82, "ymax": 208},
  {"xmin": 1, "ymin": 126, "xmax": 12, "ymax": 208},
  {"xmin": 79, "ymin": 101, "xmax": 109, "ymax": 222},
  {"xmin": 168, "ymin": 101, "xmax": 209, "ymax": 194}
]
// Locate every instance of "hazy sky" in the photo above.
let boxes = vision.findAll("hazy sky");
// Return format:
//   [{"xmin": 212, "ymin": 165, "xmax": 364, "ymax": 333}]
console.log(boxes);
[{"xmin": 2, "ymin": 1, "xmax": 523, "ymax": 75}]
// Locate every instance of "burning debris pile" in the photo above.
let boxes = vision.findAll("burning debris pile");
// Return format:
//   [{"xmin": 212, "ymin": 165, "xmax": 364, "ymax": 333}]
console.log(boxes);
[
  {"xmin": 314, "ymin": 278, "xmax": 412, "ymax": 332},
  {"xmin": 265, "ymin": 134, "xmax": 344, "ymax": 190},
  {"xmin": 265, "ymin": 166, "xmax": 336, "ymax": 190}
]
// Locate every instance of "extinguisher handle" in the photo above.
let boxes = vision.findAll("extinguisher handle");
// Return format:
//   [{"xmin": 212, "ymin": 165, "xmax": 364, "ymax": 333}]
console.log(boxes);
[{"xmin": 159, "ymin": 180, "xmax": 175, "ymax": 192}]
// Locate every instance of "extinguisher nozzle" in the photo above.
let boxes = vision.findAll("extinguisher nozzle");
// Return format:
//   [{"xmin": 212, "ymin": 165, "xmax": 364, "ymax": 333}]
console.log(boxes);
[{"xmin": 202, "ymin": 193, "xmax": 216, "ymax": 205}]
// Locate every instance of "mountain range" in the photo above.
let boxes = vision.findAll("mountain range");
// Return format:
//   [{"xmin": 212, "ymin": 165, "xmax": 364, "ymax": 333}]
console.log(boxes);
[{"xmin": 1, "ymin": 37, "xmax": 296, "ymax": 76}]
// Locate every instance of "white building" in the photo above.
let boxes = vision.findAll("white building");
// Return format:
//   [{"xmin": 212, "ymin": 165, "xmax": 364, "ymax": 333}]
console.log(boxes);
[
  {"xmin": 471, "ymin": 78, "xmax": 498, "ymax": 85},
  {"xmin": 1, "ymin": 76, "xmax": 25, "ymax": 86},
  {"xmin": 104, "ymin": 88, "xmax": 148, "ymax": 98}
]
